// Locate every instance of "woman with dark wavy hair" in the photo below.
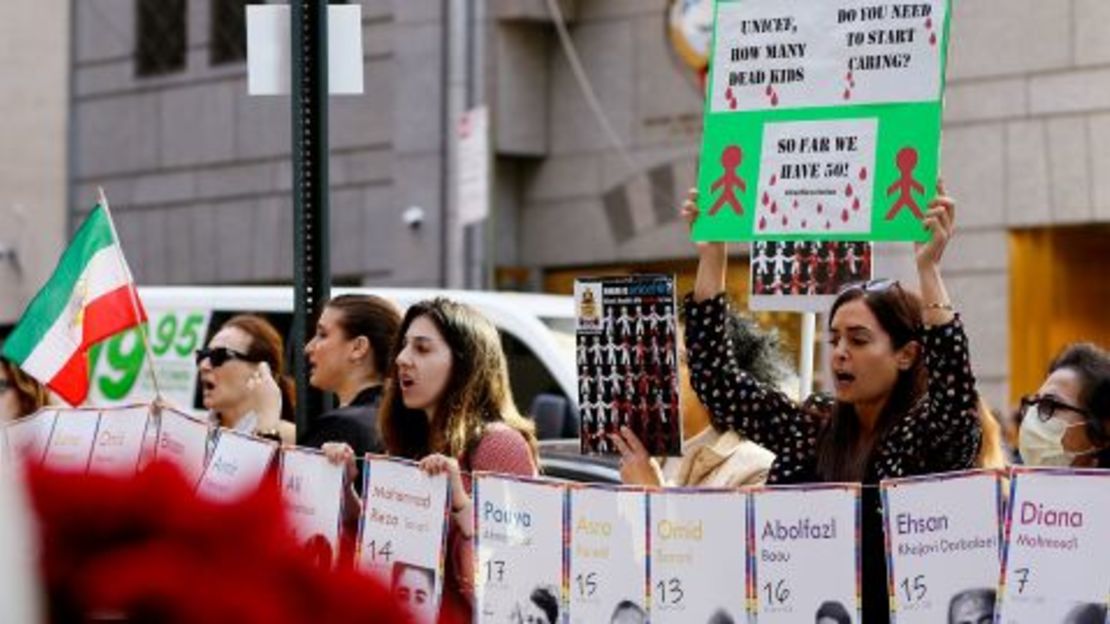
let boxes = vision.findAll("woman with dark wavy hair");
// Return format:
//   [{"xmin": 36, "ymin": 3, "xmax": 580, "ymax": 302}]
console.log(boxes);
[
  {"xmin": 0, "ymin": 357, "xmax": 48, "ymax": 421},
  {"xmin": 680, "ymin": 181, "xmax": 981, "ymax": 624}
]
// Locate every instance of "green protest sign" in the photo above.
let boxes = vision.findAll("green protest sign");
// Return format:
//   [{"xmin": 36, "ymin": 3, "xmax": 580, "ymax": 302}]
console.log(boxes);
[{"xmin": 693, "ymin": 0, "xmax": 951, "ymax": 242}]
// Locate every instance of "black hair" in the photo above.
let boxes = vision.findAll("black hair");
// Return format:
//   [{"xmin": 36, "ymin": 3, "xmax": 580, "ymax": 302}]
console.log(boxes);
[
  {"xmin": 528, "ymin": 586, "xmax": 559, "ymax": 623},
  {"xmin": 1048, "ymin": 342, "xmax": 1110, "ymax": 467},
  {"xmin": 947, "ymin": 588, "xmax": 995, "ymax": 623},
  {"xmin": 325, "ymin": 294, "xmax": 401, "ymax": 379},
  {"xmin": 815, "ymin": 600, "xmax": 852, "ymax": 624},
  {"xmin": 610, "ymin": 599, "xmax": 646, "ymax": 622},
  {"xmin": 1063, "ymin": 602, "xmax": 1108, "ymax": 624}
]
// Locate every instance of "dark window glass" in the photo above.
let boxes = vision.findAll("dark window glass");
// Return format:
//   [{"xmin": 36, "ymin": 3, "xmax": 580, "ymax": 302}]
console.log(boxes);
[
  {"xmin": 210, "ymin": 0, "xmax": 257, "ymax": 65},
  {"xmin": 136, "ymin": 0, "xmax": 187, "ymax": 76}
]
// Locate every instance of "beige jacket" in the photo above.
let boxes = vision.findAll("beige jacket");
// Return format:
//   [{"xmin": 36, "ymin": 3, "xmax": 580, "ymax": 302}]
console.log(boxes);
[{"xmin": 658, "ymin": 428, "xmax": 775, "ymax": 488}]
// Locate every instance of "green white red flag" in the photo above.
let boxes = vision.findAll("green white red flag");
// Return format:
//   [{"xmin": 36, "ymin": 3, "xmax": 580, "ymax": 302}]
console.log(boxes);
[{"xmin": 1, "ymin": 203, "xmax": 146, "ymax": 406}]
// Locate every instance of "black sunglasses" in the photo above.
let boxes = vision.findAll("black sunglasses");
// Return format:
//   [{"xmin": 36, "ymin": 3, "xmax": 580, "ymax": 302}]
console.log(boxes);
[
  {"xmin": 195, "ymin": 347, "xmax": 255, "ymax": 367},
  {"xmin": 1020, "ymin": 394, "xmax": 1090, "ymax": 422}
]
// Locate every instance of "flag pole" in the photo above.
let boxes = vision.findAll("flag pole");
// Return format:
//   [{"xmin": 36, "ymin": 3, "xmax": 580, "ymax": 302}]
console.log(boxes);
[{"xmin": 96, "ymin": 187, "xmax": 165, "ymax": 403}]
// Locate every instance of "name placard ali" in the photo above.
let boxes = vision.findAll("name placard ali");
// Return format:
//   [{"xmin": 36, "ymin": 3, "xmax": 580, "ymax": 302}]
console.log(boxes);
[
  {"xmin": 358, "ymin": 456, "xmax": 450, "ymax": 624},
  {"xmin": 474, "ymin": 473, "xmax": 566, "ymax": 624},
  {"xmin": 997, "ymin": 468, "xmax": 1110, "ymax": 622},
  {"xmin": 750, "ymin": 484, "xmax": 860, "ymax": 623},
  {"xmin": 881, "ymin": 471, "xmax": 1004, "ymax": 623}
]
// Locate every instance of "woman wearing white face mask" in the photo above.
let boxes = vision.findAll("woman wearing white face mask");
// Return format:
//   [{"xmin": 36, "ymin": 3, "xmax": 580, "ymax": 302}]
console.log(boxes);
[{"xmin": 1018, "ymin": 343, "xmax": 1110, "ymax": 468}]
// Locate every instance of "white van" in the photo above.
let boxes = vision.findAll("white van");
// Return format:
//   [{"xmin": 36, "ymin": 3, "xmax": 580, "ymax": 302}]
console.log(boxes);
[{"xmin": 82, "ymin": 286, "xmax": 582, "ymax": 440}]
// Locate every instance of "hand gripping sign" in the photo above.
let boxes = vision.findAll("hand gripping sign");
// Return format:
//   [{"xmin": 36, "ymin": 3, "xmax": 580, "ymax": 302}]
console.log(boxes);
[{"xmin": 695, "ymin": 0, "xmax": 951, "ymax": 243}]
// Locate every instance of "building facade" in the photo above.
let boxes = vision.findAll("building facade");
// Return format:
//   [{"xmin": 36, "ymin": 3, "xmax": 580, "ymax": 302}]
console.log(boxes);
[{"xmin": 68, "ymin": 0, "xmax": 1110, "ymax": 409}]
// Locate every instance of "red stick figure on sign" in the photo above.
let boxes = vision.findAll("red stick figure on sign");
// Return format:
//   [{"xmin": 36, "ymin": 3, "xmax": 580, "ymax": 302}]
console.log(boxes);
[
  {"xmin": 709, "ymin": 146, "xmax": 746, "ymax": 216},
  {"xmin": 885, "ymin": 147, "xmax": 925, "ymax": 220}
]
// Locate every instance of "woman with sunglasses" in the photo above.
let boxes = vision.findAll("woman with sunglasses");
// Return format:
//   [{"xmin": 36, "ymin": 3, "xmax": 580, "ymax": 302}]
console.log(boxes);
[
  {"xmin": 325, "ymin": 298, "xmax": 538, "ymax": 622},
  {"xmin": 0, "ymin": 357, "xmax": 48, "ymax": 422},
  {"xmin": 681, "ymin": 181, "xmax": 981, "ymax": 623},
  {"xmin": 1018, "ymin": 342, "xmax": 1110, "ymax": 467},
  {"xmin": 197, "ymin": 314, "xmax": 295, "ymax": 444}
]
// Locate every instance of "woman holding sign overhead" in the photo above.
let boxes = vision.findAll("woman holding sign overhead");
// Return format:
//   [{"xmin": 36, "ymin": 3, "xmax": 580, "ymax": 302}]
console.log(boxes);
[
  {"xmin": 332, "ymin": 298, "xmax": 538, "ymax": 622},
  {"xmin": 681, "ymin": 182, "xmax": 981, "ymax": 623}
]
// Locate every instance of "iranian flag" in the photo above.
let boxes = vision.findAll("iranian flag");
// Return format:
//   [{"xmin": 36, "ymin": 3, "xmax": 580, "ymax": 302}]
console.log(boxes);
[{"xmin": 1, "ymin": 203, "xmax": 146, "ymax": 406}]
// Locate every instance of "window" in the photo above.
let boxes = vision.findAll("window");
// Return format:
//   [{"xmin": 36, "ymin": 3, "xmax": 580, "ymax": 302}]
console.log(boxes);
[
  {"xmin": 210, "ymin": 0, "xmax": 256, "ymax": 65},
  {"xmin": 136, "ymin": 0, "xmax": 188, "ymax": 76}
]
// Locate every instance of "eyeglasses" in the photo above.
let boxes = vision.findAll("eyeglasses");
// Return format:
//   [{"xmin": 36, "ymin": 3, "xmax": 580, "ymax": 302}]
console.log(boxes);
[
  {"xmin": 1020, "ymin": 394, "xmax": 1090, "ymax": 421},
  {"xmin": 195, "ymin": 347, "xmax": 254, "ymax": 368}
]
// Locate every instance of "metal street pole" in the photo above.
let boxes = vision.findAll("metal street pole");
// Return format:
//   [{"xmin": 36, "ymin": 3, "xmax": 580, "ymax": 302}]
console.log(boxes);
[{"xmin": 291, "ymin": 0, "xmax": 331, "ymax": 439}]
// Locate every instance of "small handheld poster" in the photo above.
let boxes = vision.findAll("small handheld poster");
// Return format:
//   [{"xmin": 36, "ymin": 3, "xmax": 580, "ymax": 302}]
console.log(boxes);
[
  {"xmin": 42, "ymin": 409, "xmax": 101, "ymax": 473},
  {"xmin": 749, "ymin": 240, "xmax": 873, "ymax": 312},
  {"xmin": 358, "ymin": 455, "xmax": 450, "ymax": 624},
  {"xmin": 695, "ymin": 0, "xmax": 951, "ymax": 242},
  {"xmin": 881, "ymin": 470, "xmax": 1004, "ymax": 623},
  {"xmin": 997, "ymin": 468, "xmax": 1110, "ymax": 622},
  {"xmin": 3, "ymin": 408, "xmax": 58, "ymax": 465},
  {"xmin": 575, "ymin": 275, "xmax": 680, "ymax": 457},
  {"xmin": 648, "ymin": 489, "xmax": 748, "ymax": 624},
  {"xmin": 280, "ymin": 447, "xmax": 345, "ymax": 567},
  {"xmin": 473, "ymin": 473, "xmax": 566, "ymax": 624},
  {"xmin": 567, "ymin": 485, "xmax": 648, "ymax": 624},
  {"xmin": 88, "ymin": 405, "xmax": 153, "ymax": 477},
  {"xmin": 751, "ymin": 483, "xmax": 861, "ymax": 623},
  {"xmin": 195, "ymin": 429, "xmax": 278, "ymax": 502},
  {"xmin": 154, "ymin": 408, "xmax": 211, "ymax": 486}
]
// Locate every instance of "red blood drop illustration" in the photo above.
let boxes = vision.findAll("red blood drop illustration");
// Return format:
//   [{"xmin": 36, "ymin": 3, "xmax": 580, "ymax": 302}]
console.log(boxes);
[
  {"xmin": 817, "ymin": 203, "xmax": 824, "ymax": 214},
  {"xmin": 765, "ymin": 84, "xmax": 773, "ymax": 96},
  {"xmin": 930, "ymin": 32, "xmax": 937, "ymax": 46},
  {"xmin": 730, "ymin": 100, "xmax": 737, "ymax": 110},
  {"xmin": 771, "ymin": 202, "xmax": 778, "ymax": 214},
  {"xmin": 770, "ymin": 174, "xmax": 777, "ymax": 186},
  {"xmin": 758, "ymin": 216, "xmax": 767, "ymax": 230},
  {"xmin": 853, "ymin": 197, "xmax": 861, "ymax": 211},
  {"xmin": 782, "ymin": 215, "xmax": 788, "ymax": 227},
  {"xmin": 762, "ymin": 192, "xmax": 770, "ymax": 206},
  {"xmin": 843, "ymin": 89, "xmax": 851, "ymax": 100},
  {"xmin": 845, "ymin": 184, "xmax": 854, "ymax": 197},
  {"xmin": 726, "ymin": 88, "xmax": 733, "ymax": 99},
  {"xmin": 859, "ymin": 167, "xmax": 868, "ymax": 181},
  {"xmin": 825, "ymin": 220, "xmax": 832, "ymax": 230},
  {"xmin": 802, "ymin": 219, "xmax": 808, "ymax": 228},
  {"xmin": 925, "ymin": 17, "xmax": 933, "ymax": 29},
  {"xmin": 771, "ymin": 92, "xmax": 779, "ymax": 106},
  {"xmin": 841, "ymin": 208, "xmax": 850, "ymax": 222},
  {"xmin": 793, "ymin": 200, "xmax": 799, "ymax": 209}
]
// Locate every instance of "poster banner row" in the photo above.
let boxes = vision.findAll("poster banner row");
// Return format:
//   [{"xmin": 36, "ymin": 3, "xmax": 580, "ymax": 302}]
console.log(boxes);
[{"xmin": 5, "ymin": 409, "xmax": 1109, "ymax": 623}]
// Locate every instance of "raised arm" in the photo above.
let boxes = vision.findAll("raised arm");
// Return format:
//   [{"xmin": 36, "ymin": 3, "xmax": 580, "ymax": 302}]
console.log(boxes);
[{"xmin": 913, "ymin": 182, "xmax": 981, "ymax": 470}]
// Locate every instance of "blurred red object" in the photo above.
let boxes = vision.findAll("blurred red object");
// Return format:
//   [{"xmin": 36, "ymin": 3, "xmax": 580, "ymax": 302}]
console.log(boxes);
[{"xmin": 25, "ymin": 461, "xmax": 441, "ymax": 624}]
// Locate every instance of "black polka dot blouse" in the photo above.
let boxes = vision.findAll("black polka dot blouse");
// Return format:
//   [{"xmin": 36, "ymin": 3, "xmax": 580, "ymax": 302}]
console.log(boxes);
[{"xmin": 684, "ymin": 293, "xmax": 982, "ymax": 485}]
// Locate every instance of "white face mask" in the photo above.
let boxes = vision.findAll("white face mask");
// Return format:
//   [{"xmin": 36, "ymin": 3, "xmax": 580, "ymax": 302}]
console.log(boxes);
[{"xmin": 1018, "ymin": 405, "xmax": 1098, "ymax": 467}]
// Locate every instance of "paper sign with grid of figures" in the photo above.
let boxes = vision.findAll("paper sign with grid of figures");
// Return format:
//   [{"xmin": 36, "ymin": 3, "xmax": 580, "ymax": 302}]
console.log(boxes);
[
  {"xmin": 750, "ymin": 484, "xmax": 861, "ymax": 623},
  {"xmin": 280, "ymin": 447, "xmax": 346, "ymax": 568},
  {"xmin": 575, "ymin": 275, "xmax": 681, "ymax": 457},
  {"xmin": 195, "ymin": 429, "xmax": 278, "ymax": 503},
  {"xmin": 749, "ymin": 240, "xmax": 873, "ymax": 312},
  {"xmin": 648, "ymin": 489, "xmax": 749, "ymax": 624},
  {"xmin": 694, "ymin": 0, "xmax": 951, "ymax": 243},
  {"xmin": 358, "ymin": 455, "xmax": 450, "ymax": 624},
  {"xmin": 567, "ymin": 486, "xmax": 648, "ymax": 624},
  {"xmin": 473, "ymin": 474, "xmax": 565, "ymax": 624},
  {"xmin": 997, "ymin": 468, "xmax": 1110, "ymax": 623},
  {"xmin": 880, "ymin": 471, "xmax": 1005, "ymax": 624}
]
